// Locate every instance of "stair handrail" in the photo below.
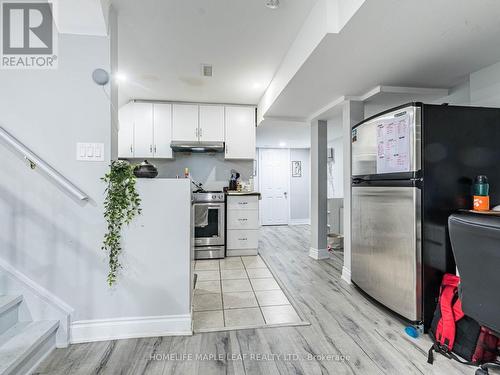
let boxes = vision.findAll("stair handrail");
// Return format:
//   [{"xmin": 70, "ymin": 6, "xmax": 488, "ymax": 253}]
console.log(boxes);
[{"xmin": 0, "ymin": 126, "xmax": 89, "ymax": 201}]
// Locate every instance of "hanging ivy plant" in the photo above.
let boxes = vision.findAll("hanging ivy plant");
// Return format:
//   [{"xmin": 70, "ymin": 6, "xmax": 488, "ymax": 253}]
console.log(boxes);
[{"xmin": 102, "ymin": 160, "xmax": 141, "ymax": 286}]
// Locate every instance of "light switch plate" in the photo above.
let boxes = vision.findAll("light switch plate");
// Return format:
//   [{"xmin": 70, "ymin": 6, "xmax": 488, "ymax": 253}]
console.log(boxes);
[{"xmin": 77, "ymin": 143, "xmax": 105, "ymax": 161}]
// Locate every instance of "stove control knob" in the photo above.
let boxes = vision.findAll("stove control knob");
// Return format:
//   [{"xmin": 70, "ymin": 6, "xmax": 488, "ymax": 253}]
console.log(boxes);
[{"xmin": 212, "ymin": 195, "xmax": 216, "ymax": 199}]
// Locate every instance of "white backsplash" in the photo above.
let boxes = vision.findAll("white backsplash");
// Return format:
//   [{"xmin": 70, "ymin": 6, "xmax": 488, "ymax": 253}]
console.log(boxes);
[{"xmin": 152, "ymin": 153, "xmax": 254, "ymax": 191}]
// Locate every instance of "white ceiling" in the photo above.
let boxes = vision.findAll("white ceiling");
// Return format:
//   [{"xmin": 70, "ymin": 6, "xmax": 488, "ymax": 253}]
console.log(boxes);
[
  {"xmin": 264, "ymin": 0, "xmax": 500, "ymax": 119},
  {"xmin": 112, "ymin": 0, "xmax": 318, "ymax": 106}
]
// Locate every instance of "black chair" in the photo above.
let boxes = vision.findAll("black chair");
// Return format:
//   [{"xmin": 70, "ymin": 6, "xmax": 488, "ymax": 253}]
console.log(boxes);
[{"xmin": 449, "ymin": 212, "xmax": 500, "ymax": 374}]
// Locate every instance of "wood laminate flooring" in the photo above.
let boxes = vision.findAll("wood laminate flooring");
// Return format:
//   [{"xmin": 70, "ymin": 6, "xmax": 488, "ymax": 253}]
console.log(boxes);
[{"xmin": 36, "ymin": 225, "xmax": 474, "ymax": 375}]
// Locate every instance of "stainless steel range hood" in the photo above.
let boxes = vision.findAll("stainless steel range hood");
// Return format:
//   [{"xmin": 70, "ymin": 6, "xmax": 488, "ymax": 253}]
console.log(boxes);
[{"xmin": 170, "ymin": 141, "xmax": 225, "ymax": 153}]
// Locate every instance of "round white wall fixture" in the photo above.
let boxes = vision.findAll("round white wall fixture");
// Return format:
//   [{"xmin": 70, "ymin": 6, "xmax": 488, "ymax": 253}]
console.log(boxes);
[
  {"xmin": 265, "ymin": 0, "xmax": 280, "ymax": 9},
  {"xmin": 92, "ymin": 68, "xmax": 110, "ymax": 86}
]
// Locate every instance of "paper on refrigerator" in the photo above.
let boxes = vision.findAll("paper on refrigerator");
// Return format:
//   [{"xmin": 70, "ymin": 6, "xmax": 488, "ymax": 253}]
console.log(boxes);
[{"xmin": 376, "ymin": 114, "xmax": 411, "ymax": 174}]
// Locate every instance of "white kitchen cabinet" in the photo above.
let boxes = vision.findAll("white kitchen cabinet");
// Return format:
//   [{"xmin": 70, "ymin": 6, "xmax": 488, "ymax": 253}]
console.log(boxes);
[
  {"xmin": 118, "ymin": 103, "xmax": 134, "ymax": 158},
  {"xmin": 172, "ymin": 104, "xmax": 199, "ymax": 142},
  {"xmin": 199, "ymin": 105, "xmax": 224, "ymax": 142},
  {"xmin": 133, "ymin": 102, "xmax": 154, "ymax": 158},
  {"xmin": 226, "ymin": 194, "xmax": 260, "ymax": 257},
  {"xmin": 225, "ymin": 106, "xmax": 256, "ymax": 160},
  {"xmin": 153, "ymin": 103, "xmax": 173, "ymax": 158},
  {"xmin": 118, "ymin": 102, "xmax": 173, "ymax": 159}
]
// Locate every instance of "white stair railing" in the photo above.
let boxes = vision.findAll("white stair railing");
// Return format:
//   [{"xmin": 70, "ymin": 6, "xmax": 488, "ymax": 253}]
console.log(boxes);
[{"xmin": 0, "ymin": 126, "xmax": 89, "ymax": 201}]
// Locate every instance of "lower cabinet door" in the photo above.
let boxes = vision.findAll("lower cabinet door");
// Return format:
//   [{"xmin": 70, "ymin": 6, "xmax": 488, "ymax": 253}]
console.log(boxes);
[
  {"xmin": 227, "ymin": 209, "xmax": 259, "ymax": 230},
  {"xmin": 227, "ymin": 229, "xmax": 259, "ymax": 249}
]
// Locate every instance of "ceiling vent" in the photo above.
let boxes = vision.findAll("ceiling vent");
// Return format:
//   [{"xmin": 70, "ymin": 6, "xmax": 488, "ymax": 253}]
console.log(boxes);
[
  {"xmin": 201, "ymin": 64, "xmax": 213, "ymax": 77},
  {"xmin": 265, "ymin": 0, "xmax": 280, "ymax": 9}
]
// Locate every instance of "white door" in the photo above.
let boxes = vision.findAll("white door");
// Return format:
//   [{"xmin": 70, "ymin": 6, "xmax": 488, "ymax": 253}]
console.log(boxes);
[
  {"xmin": 225, "ymin": 106, "xmax": 256, "ymax": 159},
  {"xmin": 259, "ymin": 149, "xmax": 289, "ymax": 226},
  {"xmin": 118, "ymin": 102, "xmax": 134, "ymax": 158},
  {"xmin": 133, "ymin": 102, "xmax": 154, "ymax": 158},
  {"xmin": 153, "ymin": 103, "xmax": 173, "ymax": 158},
  {"xmin": 199, "ymin": 105, "xmax": 224, "ymax": 142},
  {"xmin": 172, "ymin": 104, "xmax": 199, "ymax": 142}
]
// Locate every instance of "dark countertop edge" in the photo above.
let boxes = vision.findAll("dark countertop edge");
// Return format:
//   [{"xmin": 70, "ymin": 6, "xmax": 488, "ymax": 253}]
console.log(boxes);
[{"xmin": 225, "ymin": 191, "xmax": 261, "ymax": 196}]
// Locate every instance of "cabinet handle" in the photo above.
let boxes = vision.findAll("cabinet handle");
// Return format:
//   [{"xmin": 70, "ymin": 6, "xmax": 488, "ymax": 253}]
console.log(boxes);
[
  {"xmin": 154, "ymin": 145, "xmax": 157, "ymax": 153},
  {"xmin": 130, "ymin": 145, "xmax": 133, "ymax": 154},
  {"xmin": 238, "ymin": 218, "xmax": 248, "ymax": 221},
  {"xmin": 150, "ymin": 145, "xmax": 153, "ymax": 153},
  {"xmin": 239, "ymin": 202, "xmax": 248, "ymax": 205},
  {"xmin": 199, "ymin": 128, "xmax": 202, "ymax": 138},
  {"xmin": 238, "ymin": 238, "xmax": 248, "ymax": 241},
  {"xmin": 196, "ymin": 128, "xmax": 198, "ymax": 138}
]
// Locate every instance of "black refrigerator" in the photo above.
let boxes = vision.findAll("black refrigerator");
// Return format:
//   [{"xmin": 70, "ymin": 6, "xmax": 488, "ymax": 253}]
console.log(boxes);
[{"xmin": 351, "ymin": 102, "xmax": 500, "ymax": 327}]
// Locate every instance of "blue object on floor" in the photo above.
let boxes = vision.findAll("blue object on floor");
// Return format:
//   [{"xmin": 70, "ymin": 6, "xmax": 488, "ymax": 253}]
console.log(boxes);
[{"xmin": 405, "ymin": 326, "xmax": 420, "ymax": 338}]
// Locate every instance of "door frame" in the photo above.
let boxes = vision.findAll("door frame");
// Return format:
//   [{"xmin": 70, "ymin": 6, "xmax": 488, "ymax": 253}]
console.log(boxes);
[{"xmin": 257, "ymin": 148, "xmax": 291, "ymax": 226}]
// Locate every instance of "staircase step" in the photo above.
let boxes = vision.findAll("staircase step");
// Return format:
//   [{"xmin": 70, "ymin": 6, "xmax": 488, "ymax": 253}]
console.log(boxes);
[
  {"xmin": 0, "ymin": 295, "xmax": 22, "ymax": 316},
  {"xmin": 0, "ymin": 296, "xmax": 23, "ymax": 336},
  {"xmin": 0, "ymin": 320, "xmax": 58, "ymax": 375}
]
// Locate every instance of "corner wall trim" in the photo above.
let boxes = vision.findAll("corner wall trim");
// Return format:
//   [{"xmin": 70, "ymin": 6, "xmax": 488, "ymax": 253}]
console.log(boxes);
[
  {"xmin": 70, "ymin": 314, "xmax": 192, "ymax": 344},
  {"xmin": 308, "ymin": 247, "xmax": 329, "ymax": 260},
  {"xmin": 341, "ymin": 266, "xmax": 352, "ymax": 284}
]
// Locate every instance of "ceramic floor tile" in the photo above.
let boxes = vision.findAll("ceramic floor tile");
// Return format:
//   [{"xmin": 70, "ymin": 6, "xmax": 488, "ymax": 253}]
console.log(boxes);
[
  {"xmin": 242, "ymin": 256, "xmax": 267, "ymax": 269},
  {"xmin": 195, "ymin": 260, "xmax": 220, "ymax": 271},
  {"xmin": 222, "ymin": 279, "xmax": 252, "ymax": 293},
  {"xmin": 250, "ymin": 278, "xmax": 280, "ymax": 291},
  {"xmin": 255, "ymin": 290, "xmax": 290, "ymax": 306},
  {"xmin": 261, "ymin": 305, "xmax": 301, "ymax": 325},
  {"xmin": 194, "ymin": 280, "xmax": 221, "ymax": 295},
  {"xmin": 193, "ymin": 310, "xmax": 224, "ymax": 331},
  {"xmin": 195, "ymin": 270, "xmax": 220, "ymax": 282},
  {"xmin": 224, "ymin": 307, "xmax": 265, "ymax": 328},
  {"xmin": 193, "ymin": 293, "xmax": 222, "ymax": 312},
  {"xmin": 246, "ymin": 268, "xmax": 272, "ymax": 279},
  {"xmin": 220, "ymin": 258, "xmax": 244, "ymax": 270},
  {"xmin": 221, "ymin": 269, "xmax": 248, "ymax": 280},
  {"xmin": 223, "ymin": 291, "xmax": 258, "ymax": 309}
]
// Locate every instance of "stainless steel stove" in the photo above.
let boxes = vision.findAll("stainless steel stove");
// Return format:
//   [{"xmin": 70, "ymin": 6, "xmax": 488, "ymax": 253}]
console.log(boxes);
[{"xmin": 193, "ymin": 191, "xmax": 225, "ymax": 259}]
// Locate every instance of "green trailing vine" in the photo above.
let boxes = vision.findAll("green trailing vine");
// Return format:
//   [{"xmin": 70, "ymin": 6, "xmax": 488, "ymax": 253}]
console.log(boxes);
[{"xmin": 102, "ymin": 160, "xmax": 141, "ymax": 286}]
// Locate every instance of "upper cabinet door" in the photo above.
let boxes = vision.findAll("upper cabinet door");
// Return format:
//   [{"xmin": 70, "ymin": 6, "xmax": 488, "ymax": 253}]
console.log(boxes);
[
  {"xmin": 199, "ymin": 105, "xmax": 224, "ymax": 142},
  {"xmin": 153, "ymin": 103, "xmax": 173, "ymax": 158},
  {"xmin": 172, "ymin": 104, "xmax": 199, "ymax": 142},
  {"xmin": 225, "ymin": 106, "xmax": 256, "ymax": 160},
  {"xmin": 133, "ymin": 102, "xmax": 154, "ymax": 158},
  {"xmin": 118, "ymin": 103, "xmax": 134, "ymax": 158}
]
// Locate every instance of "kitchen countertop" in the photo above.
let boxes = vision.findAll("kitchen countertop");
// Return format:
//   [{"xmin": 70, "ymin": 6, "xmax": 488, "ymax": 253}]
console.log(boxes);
[{"xmin": 226, "ymin": 191, "xmax": 261, "ymax": 197}]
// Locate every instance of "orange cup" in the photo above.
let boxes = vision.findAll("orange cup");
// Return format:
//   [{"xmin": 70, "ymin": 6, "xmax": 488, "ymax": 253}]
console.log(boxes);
[{"xmin": 473, "ymin": 195, "xmax": 490, "ymax": 211}]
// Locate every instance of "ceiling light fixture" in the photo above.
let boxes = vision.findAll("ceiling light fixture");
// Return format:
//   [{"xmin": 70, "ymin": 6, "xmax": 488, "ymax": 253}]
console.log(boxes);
[
  {"xmin": 279, "ymin": 141, "xmax": 286, "ymax": 147},
  {"xmin": 265, "ymin": 0, "xmax": 280, "ymax": 10}
]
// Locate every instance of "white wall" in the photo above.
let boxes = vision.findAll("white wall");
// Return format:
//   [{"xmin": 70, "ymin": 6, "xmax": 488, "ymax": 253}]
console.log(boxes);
[
  {"xmin": 0, "ymin": 17, "xmax": 191, "ymax": 343},
  {"xmin": 289, "ymin": 149, "xmax": 310, "ymax": 223},
  {"xmin": 328, "ymin": 137, "xmax": 343, "ymax": 199},
  {"xmin": 257, "ymin": 119, "xmax": 310, "ymax": 148}
]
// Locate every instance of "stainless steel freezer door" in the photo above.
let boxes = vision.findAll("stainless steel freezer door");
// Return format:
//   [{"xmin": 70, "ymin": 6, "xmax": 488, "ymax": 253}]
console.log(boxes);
[
  {"xmin": 352, "ymin": 105, "xmax": 421, "ymax": 176},
  {"xmin": 352, "ymin": 186, "xmax": 422, "ymax": 321}
]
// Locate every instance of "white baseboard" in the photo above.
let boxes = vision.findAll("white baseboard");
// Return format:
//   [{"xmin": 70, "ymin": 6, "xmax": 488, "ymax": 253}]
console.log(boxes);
[
  {"xmin": 70, "ymin": 314, "xmax": 192, "ymax": 344},
  {"xmin": 308, "ymin": 247, "xmax": 329, "ymax": 260},
  {"xmin": 341, "ymin": 266, "xmax": 352, "ymax": 284},
  {"xmin": 288, "ymin": 219, "xmax": 310, "ymax": 226}
]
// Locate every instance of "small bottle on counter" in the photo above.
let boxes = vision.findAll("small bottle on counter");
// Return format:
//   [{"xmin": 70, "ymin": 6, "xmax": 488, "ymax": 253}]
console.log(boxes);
[
  {"xmin": 473, "ymin": 175, "xmax": 490, "ymax": 211},
  {"xmin": 184, "ymin": 167, "xmax": 190, "ymax": 179}
]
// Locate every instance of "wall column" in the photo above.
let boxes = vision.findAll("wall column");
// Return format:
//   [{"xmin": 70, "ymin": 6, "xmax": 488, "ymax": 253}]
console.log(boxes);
[
  {"xmin": 341, "ymin": 100, "xmax": 364, "ymax": 283},
  {"xmin": 309, "ymin": 120, "xmax": 328, "ymax": 260}
]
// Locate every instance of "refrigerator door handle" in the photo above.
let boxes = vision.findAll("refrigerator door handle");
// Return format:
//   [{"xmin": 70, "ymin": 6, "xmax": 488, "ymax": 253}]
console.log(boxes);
[{"xmin": 352, "ymin": 177, "xmax": 366, "ymax": 184}]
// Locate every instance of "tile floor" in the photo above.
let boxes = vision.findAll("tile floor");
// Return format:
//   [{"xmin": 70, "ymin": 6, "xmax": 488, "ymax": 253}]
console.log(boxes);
[{"xmin": 193, "ymin": 255, "xmax": 305, "ymax": 332}]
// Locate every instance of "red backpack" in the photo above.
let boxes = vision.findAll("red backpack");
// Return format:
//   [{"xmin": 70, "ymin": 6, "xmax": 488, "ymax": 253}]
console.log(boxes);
[{"xmin": 428, "ymin": 274, "xmax": 499, "ymax": 366}]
